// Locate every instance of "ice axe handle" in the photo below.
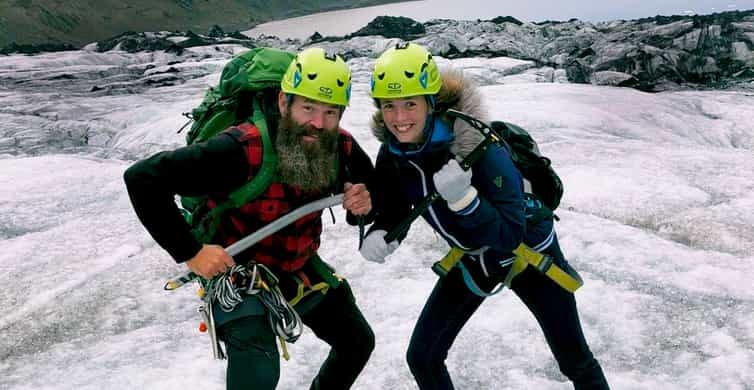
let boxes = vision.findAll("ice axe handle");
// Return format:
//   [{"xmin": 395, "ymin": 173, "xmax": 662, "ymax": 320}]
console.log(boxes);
[
  {"xmin": 164, "ymin": 271, "xmax": 199, "ymax": 291},
  {"xmin": 383, "ymin": 192, "xmax": 441, "ymax": 243},
  {"xmin": 163, "ymin": 194, "xmax": 344, "ymax": 290}
]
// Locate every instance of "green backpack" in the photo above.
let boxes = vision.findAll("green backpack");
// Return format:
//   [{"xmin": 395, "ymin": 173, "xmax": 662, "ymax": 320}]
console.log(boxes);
[{"xmin": 179, "ymin": 47, "xmax": 296, "ymax": 243}]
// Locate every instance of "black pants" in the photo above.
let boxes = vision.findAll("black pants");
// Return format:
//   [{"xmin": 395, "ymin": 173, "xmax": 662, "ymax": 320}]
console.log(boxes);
[
  {"xmin": 218, "ymin": 281, "xmax": 375, "ymax": 390},
  {"xmin": 406, "ymin": 238, "xmax": 610, "ymax": 390}
]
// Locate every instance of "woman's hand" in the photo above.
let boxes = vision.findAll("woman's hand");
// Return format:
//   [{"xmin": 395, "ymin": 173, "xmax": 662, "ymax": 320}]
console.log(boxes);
[
  {"xmin": 433, "ymin": 159, "xmax": 478, "ymax": 212},
  {"xmin": 359, "ymin": 230, "xmax": 398, "ymax": 263}
]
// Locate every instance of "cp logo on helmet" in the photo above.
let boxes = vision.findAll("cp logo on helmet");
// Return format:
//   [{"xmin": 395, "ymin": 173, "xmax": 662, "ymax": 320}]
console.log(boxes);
[{"xmin": 370, "ymin": 43, "xmax": 442, "ymax": 99}]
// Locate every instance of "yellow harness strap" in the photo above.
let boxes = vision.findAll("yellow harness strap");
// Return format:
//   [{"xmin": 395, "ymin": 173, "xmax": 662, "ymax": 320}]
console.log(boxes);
[
  {"xmin": 279, "ymin": 337, "xmax": 290, "ymax": 361},
  {"xmin": 288, "ymin": 279, "xmax": 331, "ymax": 307},
  {"xmin": 509, "ymin": 244, "xmax": 583, "ymax": 292},
  {"xmin": 502, "ymin": 253, "xmax": 528, "ymax": 288},
  {"xmin": 432, "ymin": 247, "xmax": 465, "ymax": 277},
  {"xmin": 435, "ymin": 244, "xmax": 583, "ymax": 293}
]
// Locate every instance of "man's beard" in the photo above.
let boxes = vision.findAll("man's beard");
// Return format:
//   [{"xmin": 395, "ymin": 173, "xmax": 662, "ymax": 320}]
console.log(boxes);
[{"xmin": 275, "ymin": 113, "xmax": 339, "ymax": 192}]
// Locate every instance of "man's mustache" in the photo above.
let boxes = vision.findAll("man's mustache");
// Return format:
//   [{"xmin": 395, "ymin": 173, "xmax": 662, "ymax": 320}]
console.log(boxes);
[{"xmin": 294, "ymin": 124, "xmax": 324, "ymax": 137}]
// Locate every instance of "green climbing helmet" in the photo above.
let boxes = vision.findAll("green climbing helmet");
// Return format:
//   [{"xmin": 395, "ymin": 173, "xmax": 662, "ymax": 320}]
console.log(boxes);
[
  {"xmin": 370, "ymin": 42, "xmax": 442, "ymax": 99},
  {"xmin": 281, "ymin": 47, "xmax": 352, "ymax": 106}
]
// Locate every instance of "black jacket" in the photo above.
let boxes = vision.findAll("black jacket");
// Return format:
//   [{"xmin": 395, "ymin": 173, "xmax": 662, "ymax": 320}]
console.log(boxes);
[{"xmin": 123, "ymin": 126, "xmax": 376, "ymax": 268}]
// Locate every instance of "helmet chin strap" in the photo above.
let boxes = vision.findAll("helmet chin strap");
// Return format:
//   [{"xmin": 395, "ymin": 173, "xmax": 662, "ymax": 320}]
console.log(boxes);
[
  {"xmin": 420, "ymin": 112, "xmax": 434, "ymax": 141},
  {"xmin": 285, "ymin": 93, "xmax": 294, "ymax": 109},
  {"xmin": 426, "ymin": 95, "xmax": 436, "ymax": 110},
  {"xmin": 420, "ymin": 95, "xmax": 437, "ymax": 141}
]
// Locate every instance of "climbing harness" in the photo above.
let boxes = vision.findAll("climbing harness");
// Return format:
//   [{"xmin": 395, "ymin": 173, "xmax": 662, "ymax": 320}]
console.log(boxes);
[
  {"xmin": 432, "ymin": 247, "xmax": 465, "ymax": 277},
  {"xmin": 163, "ymin": 194, "xmax": 345, "ymax": 360},
  {"xmin": 432, "ymin": 243, "xmax": 583, "ymax": 297},
  {"xmin": 505, "ymin": 244, "xmax": 583, "ymax": 293},
  {"xmin": 287, "ymin": 255, "xmax": 342, "ymax": 310},
  {"xmin": 196, "ymin": 262, "xmax": 302, "ymax": 360}
]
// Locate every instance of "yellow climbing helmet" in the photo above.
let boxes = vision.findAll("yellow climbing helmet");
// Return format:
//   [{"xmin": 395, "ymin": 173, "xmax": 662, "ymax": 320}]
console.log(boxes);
[
  {"xmin": 281, "ymin": 47, "xmax": 352, "ymax": 106},
  {"xmin": 370, "ymin": 42, "xmax": 442, "ymax": 99}
]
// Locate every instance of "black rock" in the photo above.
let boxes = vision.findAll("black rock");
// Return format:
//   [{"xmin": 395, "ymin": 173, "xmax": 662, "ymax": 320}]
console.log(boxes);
[
  {"xmin": 1, "ymin": 42, "xmax": 77, "ymax": 55},
  {"xmin": 565, "ymin": 59, "xmax": 592, "ymax": 84},
  {"xmin": 208, "ymin": 25, "xmax": 225, "ymax": 37},
  {"xmin": 307, "ymin": 32, "xmax": 324, "ymax": 42},
  {"xmin": 488, "ymin": 16, "xmax": 523, "ymax": 25},
  {"xmin": 227, "ymin": 31, "xmax": 251, "ymax": 40},
  {"xmin": 350, "ymin": 16, "xmax": 426, "ymax": 39},
  {"xmin": 96, "ymin": 31, "xmax": 183, "ymax": 54}
]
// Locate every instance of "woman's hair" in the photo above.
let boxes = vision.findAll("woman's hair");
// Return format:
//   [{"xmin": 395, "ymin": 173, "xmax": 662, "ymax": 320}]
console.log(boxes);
[{"xmin": 433, "ymin": 69, "xmax": 462, "ymax": 113}]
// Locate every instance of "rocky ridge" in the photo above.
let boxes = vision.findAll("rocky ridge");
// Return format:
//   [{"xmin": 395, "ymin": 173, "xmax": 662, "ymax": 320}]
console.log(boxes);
[{"xmin": 4, "ymin": 10, "xmax": 754, "ymax": 91}]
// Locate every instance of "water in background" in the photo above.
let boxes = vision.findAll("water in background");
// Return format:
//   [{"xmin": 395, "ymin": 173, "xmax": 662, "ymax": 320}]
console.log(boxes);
[{"xmin": 243, "ymin": 0, "xmax": 752, "ymax": 40}]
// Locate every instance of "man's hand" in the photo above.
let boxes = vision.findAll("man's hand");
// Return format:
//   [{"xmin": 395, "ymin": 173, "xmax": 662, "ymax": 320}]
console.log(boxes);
[
  {"xmin": 343, "ymin": 182, "xmax": 372, "ymax": 216},
  {"xmin": 186, "ymin": 244, "xmax": 235, "ymax": 279}
]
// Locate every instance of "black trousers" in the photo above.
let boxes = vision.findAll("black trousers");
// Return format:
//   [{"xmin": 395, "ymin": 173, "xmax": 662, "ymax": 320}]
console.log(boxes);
[
  {"xmin": 218, "ymin": 281, "xmax": 375, "ymax": 390},
  {"xmin": 406, "ymin": 238, "xmax": 610, "ymax": 390}
]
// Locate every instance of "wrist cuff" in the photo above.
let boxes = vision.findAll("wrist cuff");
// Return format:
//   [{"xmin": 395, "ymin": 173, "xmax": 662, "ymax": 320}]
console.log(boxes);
[{"xmin": 448, "ymin": 187, "xmax": 478, "ymax": 212}]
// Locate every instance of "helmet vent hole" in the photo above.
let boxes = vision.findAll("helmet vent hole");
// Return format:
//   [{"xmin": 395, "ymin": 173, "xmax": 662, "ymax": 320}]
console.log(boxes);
[
  {"xmin": 337, "ymin": 79, "xmax": 344, "ymax": 87},
  {"xmin": 420, "ymin": 63, "xmax": 428, "ymax": 72},
  {"xmin": 404, "ymin": 71, "xmax": 415, "ymax": 78},
  {"xmin": 378, "ymin": 72, "xmax": 385, "ymax": 80},
  {"xmin": 307, "ymin": 73, "xmax": 317, "ymax": 80}
]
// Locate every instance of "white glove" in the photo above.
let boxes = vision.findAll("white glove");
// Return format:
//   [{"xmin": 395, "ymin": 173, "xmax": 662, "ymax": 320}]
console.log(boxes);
[
  {"xmin": 360, "ymin": 230, "xmax": 399, "ymax": 264},
  {"xmin": 433, "ymin": 159, "xmax": 478, "ymax": 212}
]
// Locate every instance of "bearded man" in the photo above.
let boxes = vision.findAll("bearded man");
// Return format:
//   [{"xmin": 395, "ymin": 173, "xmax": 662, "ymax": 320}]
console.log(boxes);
[{"xmin": 124, "ymin": 48, "xmax": 376, "ymax": 390}]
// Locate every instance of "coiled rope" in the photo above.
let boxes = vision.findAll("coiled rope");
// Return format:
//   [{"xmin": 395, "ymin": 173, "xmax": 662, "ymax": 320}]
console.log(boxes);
[{"xmin": 202, "ymin": 263, "xmax": 302, "ymax": 344}]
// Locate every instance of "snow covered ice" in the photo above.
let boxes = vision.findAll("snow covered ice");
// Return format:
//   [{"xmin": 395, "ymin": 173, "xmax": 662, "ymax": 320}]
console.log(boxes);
[{"xmin": 1, "ymin": 42, "xmax": 753, "ymax": 390}]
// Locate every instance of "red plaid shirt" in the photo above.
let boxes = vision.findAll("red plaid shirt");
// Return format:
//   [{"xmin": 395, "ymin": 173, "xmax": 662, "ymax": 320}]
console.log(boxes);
[{"xmin": 208, "ymin": 123, "xmax": 353, "ymax": 272}]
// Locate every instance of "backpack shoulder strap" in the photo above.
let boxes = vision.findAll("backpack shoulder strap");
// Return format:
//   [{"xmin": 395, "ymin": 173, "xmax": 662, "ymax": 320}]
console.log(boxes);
[
  {"xmin": 227, "ymin": 96, "xmax": 279, "ymax": 207},
  {"xmin": 333, "ymin": 129, "xmax": 355, "ymax": 188},
  {"xmin": 191, "ymin": 97, "xmax": 278, "ymax": 243}
]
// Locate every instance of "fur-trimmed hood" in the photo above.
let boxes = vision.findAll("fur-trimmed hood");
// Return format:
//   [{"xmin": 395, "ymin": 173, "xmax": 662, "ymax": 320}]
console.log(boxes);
[{"xmin": 370, "ymin": 68, "xmax": 487, "ymax": 159}]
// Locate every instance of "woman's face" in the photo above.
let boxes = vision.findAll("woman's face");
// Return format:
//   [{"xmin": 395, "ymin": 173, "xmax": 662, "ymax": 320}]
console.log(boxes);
[{"xmin": 380, "ymin": 96, "xmax": 429, "ymax": 144}]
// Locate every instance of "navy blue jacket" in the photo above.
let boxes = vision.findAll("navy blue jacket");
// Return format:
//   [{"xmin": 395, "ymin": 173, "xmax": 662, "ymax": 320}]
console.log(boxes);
[{"xmin": 371, "ymin": 116, "xmax": 555, "ymax": 275}]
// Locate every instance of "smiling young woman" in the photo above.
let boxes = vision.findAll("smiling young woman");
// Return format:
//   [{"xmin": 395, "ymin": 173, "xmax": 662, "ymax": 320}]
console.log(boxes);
[
  {"xmin": 360, "ymin": 42, "xmax": 610, "ymax": 390},
  {"xmin": 379, "ymin": 96, "xmax": 429, "ymax": 144}
]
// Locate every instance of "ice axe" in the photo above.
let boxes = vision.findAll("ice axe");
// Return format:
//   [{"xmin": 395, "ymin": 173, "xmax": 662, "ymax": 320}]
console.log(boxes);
[{"xmin": 164, "ymin": 193, "xmax": 345, "ymax": 290}]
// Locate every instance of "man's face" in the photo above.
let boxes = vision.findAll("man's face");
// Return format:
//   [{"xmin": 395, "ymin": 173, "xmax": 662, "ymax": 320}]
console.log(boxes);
[
  {"xmin": 280, "ymin": 93, "xmax": 342, "ymax": 137},
  {"xmin": 275, "ymin": 93, "xmax": 342, "ymax": 192}
]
